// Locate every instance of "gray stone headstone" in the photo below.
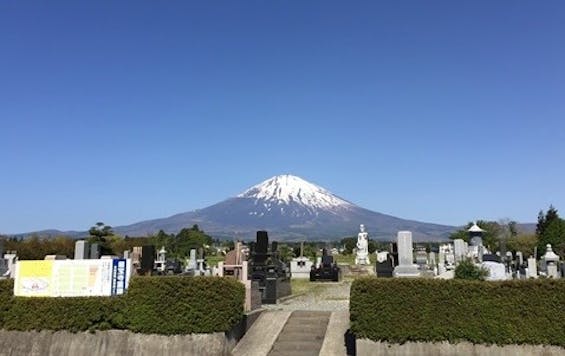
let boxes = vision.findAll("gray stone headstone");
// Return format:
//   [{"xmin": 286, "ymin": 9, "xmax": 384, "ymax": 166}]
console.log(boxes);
[
  {"xmin": 415, "ymin": 248, "xmax": 428, "ymax": 266},
  {"xmin": 481, "ymin": 261, "xmax": 508, "ymax": 281},
  {"xmin": 438, "ymin": 250, "xmax": 445, "ymax": 264},
  {"xmin": 428, "ymin": 252, "xmax": 436, "ymax": 266},
  {"xmin": 74, "ymin": 240, "xmax": 89, "ymax": 260},
  {"xmin": 453, "ymin": 239, "xmax": 466, "ymax": 263},
  {"xmin": 186, "ymin": 249, "xmax": 197, "ymax": 270},
  {"xmin": 527, "ymin": 257, "xmax": 537, "ymax": 278},
  {"xmin": 393, "ymin": 231, "xmax": 420, "ymax": 277},
  {"xmin": 516, "ymin": 251, "xmax": 523, "ymax": 266},
  {"xmin": 90, "ymin": 243, "xmax": 100, "ymax": 259},
  {"xmin": 397, "ymin": 231, "xmax": 414, "ymax": 266}
]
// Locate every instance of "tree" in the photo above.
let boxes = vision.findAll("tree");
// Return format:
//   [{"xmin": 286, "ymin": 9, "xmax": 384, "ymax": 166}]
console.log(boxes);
[
  {"xmin": 454, "ymin": 259, "xmax": 489, "ymax": 281},
  {"xmin": 88, "ymin": 222, "xmax": 114, "ymax": 255},
  {"xmin": 506, "ymin": 234, "xmax": 538, "ymax": 257},
  {"xmin": 536, "ymin": 206, "xmax": 565, "ymax": 258},
  {"xmin": 171, "ymin": 226, "xmax": 213, "ymax": 259},
  {"xmin": 277, "ymin": 244, "xmax": 295, "ymax": 262},
  {"xmin": 536, "ymin": 205, "xmax": 559, "ymax": 237},
  {"xmin": 340, "ymin": 237, "xmax": 356, "ymax": 254},
  {"xmin": 449, "ymin": 220, "xmax": 509, "ymax": 252}
]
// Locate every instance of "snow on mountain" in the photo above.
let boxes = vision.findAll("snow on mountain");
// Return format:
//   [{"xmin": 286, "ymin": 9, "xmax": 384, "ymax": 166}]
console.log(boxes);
[
  {"xmin": 98, "ymin": 174, "xmax": 456, "ymax": 241},
  {"xmin": 237, "ymin": 174, "xmax": 354, "ymax": 210}
]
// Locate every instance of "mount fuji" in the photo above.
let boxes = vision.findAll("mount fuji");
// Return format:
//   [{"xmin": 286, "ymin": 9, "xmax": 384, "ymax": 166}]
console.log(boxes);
[{"xmin": 113, "ymin": 174, "xmax": 455, "ymax": 241}]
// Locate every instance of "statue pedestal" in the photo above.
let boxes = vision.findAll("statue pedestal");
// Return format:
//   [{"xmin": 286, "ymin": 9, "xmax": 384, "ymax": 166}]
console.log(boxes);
[{"xmin": 355, "ymin": 255, "xmax": 371, "ymax": 265}]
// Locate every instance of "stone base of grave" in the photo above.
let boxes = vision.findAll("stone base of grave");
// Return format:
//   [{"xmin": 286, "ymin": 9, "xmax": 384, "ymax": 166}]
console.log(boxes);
[
  {"xmin": 393, "ymin": 264, "xmax": 420, "ymax": 278},
  {"xmin": 346, "ymin": 265, "xmax": 375, "ymax": 277}
]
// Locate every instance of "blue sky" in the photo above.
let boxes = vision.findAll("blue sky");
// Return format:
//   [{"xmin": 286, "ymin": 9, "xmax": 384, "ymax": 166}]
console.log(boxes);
[{"xmin": 1, "ymin": 1, "xmax": 564, "ymax": 234}]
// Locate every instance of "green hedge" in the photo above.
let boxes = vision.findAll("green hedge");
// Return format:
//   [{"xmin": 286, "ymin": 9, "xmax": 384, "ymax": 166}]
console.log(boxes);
[
  {"xmin": 125, "ymin": 276, "xmax": 245, "ymax": 335},
  {"xmin": 0, "ymin": 279, "xmax": 14, "ymax": 326},
  {"xmin": 350, "ymin": 278, "xmax": 565, "ymax": 346},
  {"xmin": 0, "ymin": 276, "xmax": 244, "ymax": 335}
]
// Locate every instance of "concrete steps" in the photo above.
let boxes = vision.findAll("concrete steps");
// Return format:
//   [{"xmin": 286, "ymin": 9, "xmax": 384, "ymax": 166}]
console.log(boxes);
[{"xmin": 267, "ymin": 311, "xmax": 330, "ymax": 356}]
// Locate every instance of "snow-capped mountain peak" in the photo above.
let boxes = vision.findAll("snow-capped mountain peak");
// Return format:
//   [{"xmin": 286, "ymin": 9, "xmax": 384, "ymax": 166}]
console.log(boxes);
[{"xmin": 237, "ymin": 174, "xmax": 353, "ymax": 210}]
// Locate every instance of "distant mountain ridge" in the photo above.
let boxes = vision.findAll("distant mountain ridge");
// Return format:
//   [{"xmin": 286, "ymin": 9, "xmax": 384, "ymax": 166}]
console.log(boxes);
[
  {"xmin": 9, "ymin": 175, "xmax": 536, "ymax": 241},
  {"xmin": 113, "ymin": 175, "xmax": 455, "ymax": 241}
]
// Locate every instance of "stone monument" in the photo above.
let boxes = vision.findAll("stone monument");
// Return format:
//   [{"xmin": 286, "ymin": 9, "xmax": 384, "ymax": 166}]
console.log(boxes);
[
  {"xmin": 290, "ymin": 242, "xmax": 313, "ymax": 279},
  {"xmin": 74, "ymin": 240, "xmax": 89, "ymax": 260},
  {"xmin": 453, "ymin": 239, "xmax": 467, "ymax": 263},
  {"xmin": 543, "ymin": 244, "xmax": 560, "ymax": 279},
  {"xmin": 355, "ymin": 224, "xmax": 371, "ymax": 265},
  {"xmin": 393, "ymin": 231, "xmax": 420, "ymax": 278},
  {"xmin": 527, "ymin": 256, "xmax": 538, "ymax": 278}
]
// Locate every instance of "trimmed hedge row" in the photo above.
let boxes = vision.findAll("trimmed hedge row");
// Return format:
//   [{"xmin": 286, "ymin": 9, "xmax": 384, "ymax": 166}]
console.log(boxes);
[
  {"xmin": 126, "ymin": 276, "xmax": 245, "ymax": 335},
  {"xmin": 0, "ymin": 276, "xmax": 244, "ymax": 335},
  {"xmin": 350, "ymin": 278, "xmax": 565, "ymax": 346}
]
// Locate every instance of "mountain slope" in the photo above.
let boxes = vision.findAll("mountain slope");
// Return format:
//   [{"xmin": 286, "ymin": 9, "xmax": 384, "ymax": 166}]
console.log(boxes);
[{"xmin": 114, "ymin": 174, "xmax": 455, "ymax": 241}]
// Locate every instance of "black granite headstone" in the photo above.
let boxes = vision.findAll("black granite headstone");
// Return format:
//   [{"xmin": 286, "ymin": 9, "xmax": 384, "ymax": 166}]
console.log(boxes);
[
  {"xmin": 141, "ymin": 245, "xmax": 155, "ymax": 272},
  {"xmin": 248, "ymin": 231, "xmax": 291, "ymax": 304},
  {"xmin": 482, "ymin": 254, "xmax": 501, "ymax": 263},
  {"xmin": 375, "ymin": 255, "xmax": 394, "ymax": 278}
]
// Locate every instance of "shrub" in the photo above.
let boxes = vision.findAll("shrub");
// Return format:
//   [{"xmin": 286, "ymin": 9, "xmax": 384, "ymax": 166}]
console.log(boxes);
[
  {"xmin": 455, "ymin": 259, "xmax": 489, "ymax": 280},
  {"xmin": 126, "ymin": 276, "xmax": 245, "ymax": 334},
  {"xmin": 350, "ymin": 277, "xmax": 565, "ymax": 346},
  {"xmin": 0, "ymin": 276, "xmax": 244, "ymax": 335},
  {"xmin": 3, "ymin": 296, "xmax": 125, "ymax": 332},
  {"xmin": 0, "ymin": 279, "xmax": 14, "ymax": 327}
]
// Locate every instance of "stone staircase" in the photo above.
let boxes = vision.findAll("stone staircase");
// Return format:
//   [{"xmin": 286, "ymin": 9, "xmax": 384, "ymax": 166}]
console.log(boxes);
[{"xmin": 267, "ymin": 311, "xmax": 331, "ymax": 356}]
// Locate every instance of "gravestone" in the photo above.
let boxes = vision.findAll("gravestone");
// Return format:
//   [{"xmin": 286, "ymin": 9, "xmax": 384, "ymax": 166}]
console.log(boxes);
[
  {"xmin": 437, "ymin": 250, "xmax": 447, "ymax": 274},
  {"xmin": 527, "ymin": 257, "xmax": 538, "ymax": 278},
  {"xmin": 481, "ymin": 261, "xmax": 507, "ymax": 281},
  {"xmin": 0, "ymin": 240, "xmax": 7, "ymax": 277},
  {"xmin": 74, "ymin": 240, "xmax": 89, "ymax": 260},
  {"xmin": 393, "ymin": 231, "xmax": 420, "ymax": 278},
  {"xmin": 290, "ymin": 243, "xmax": 313, "ymax": 279},
  {"xmin": 515, "ymin": 251, "xmax": 524, "ymax": 266},
  {"xmin": 140, "ymin": 245, "xmax": 155, "ymax": 274},
  {"xmin": 187, "ymin": 249, "xmax": 197, "ymax": 271},
  {"xmin": 290, "ymin": 257, "xmax": 313, "ymax": 279},
  {"xmin": 389, "ymin": 243, "xmax": 399, "ymax": 267},
  {"xmin": 3, "ymin": 252, "xmax": 17, "ymax": 278},
  {"xmin": 310, "ymin": 248, "xmax": 340, "ymax": 281},
  {"xmin": 453, "ymin": 239, "xmax": 466, "ymax": 263},
  {"xmin": 375, "ymin": 252, "xmax": 394, "ymax": 278},
  {"xmin": 415, "ymin": 247, "xmax": 428, "ymax": 266},
  {"xmin": 248, "ymin": 231, "xmax": 291, "ymax": 303},
  {"xmin": 90, "ymin": 243, "xmax": 100, "ymax": 259},
  {"xmin": 428, "ymin": 252, "xmax": 436, "ymax": 266},
  {"xmin": 482, "ymin": 254, "xmax": 501, "ymax": 263}
]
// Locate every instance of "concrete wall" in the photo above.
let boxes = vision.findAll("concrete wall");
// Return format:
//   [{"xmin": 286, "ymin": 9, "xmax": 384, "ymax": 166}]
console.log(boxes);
[
  {"xmin": 357, "ymin": 339, "xmax": 565, "ymax": 356},
  {"xmin": 0, "ymin": 330, "xmax": 236, "ymax": 356}
]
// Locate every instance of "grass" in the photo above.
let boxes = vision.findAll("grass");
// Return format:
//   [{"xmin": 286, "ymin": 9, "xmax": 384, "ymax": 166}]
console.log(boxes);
[
  {"xmin": 206, "ymin": 255, "xmax": 225, "ymax": 267},
  {"xmin": 290, "ymin": 278, "xmax": 327, "ymax": 296},
  {"xmin": 333, "ymin": 254, "xmax": 355, "ymax": 265}
]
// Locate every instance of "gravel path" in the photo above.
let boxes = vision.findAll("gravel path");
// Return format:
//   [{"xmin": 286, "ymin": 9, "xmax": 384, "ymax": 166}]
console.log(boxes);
[{"xmin": 264, "ymin": 280, "xmax": 351, "ymax": 311}]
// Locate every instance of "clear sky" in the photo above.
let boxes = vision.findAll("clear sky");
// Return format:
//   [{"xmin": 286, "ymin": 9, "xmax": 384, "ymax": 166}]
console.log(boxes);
[{"xmin": 1, "ymin": 1, "xmax": 564, "ymax": 234}]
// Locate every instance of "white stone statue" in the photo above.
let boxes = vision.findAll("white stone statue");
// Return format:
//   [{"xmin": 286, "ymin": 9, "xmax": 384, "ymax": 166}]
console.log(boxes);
[{"xmin": 355, "ymin": 224, "xmax": 370, "ymax": 265}]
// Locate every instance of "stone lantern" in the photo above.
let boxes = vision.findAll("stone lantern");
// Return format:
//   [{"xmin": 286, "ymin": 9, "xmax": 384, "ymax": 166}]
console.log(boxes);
[{"xmin": 542, "ymin": 244, "xmax": 560, "ymax": 279}]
